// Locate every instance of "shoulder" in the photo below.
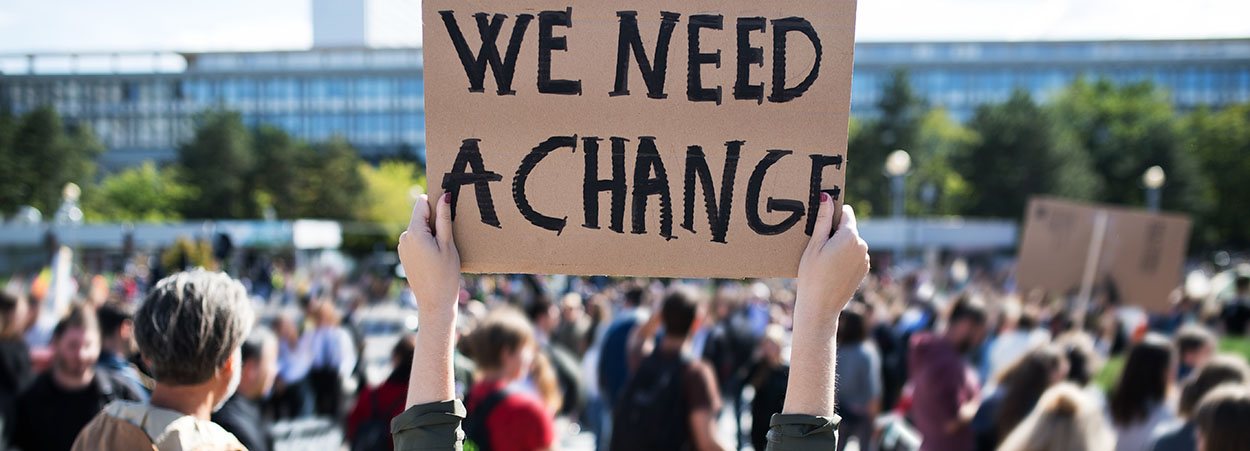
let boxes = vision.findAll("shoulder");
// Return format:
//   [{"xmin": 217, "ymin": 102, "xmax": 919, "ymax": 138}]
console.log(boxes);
[{"xmin": 154, "ymin": 416, "xmax": 245, "ymax": 451}]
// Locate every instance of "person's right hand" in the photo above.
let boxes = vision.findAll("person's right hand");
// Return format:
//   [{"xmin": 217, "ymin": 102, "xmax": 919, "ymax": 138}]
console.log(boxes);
[
  {"xmin": 398, "ymin": 193, "xmax": 461, "ymax": 322},
  {"xmin": 795, "ymin": 194, "xmax": 870, "ymax": 316}
]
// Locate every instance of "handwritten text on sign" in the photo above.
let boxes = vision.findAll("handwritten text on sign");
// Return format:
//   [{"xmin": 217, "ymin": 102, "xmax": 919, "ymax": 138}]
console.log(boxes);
[{"xmin": 422, "ymin": 0, "xmax": 858, "ymax": 278}]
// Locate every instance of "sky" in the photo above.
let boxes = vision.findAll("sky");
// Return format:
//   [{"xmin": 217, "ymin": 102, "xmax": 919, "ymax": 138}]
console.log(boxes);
[{"xmin": 0, "ymin": 0, "xmax": 1247, "ymax": 53}]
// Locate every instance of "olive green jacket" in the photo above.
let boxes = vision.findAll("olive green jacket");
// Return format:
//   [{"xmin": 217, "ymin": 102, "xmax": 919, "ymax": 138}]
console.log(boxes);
[{"xmin": 390, "ymin": 400, "xmax": 839, "ymax": 450}]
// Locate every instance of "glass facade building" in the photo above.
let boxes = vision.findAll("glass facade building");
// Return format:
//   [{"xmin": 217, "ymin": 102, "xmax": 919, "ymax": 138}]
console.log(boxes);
[{"xmin": 1, "ymin": 39, "xmax": 1248, "ymax": 168}]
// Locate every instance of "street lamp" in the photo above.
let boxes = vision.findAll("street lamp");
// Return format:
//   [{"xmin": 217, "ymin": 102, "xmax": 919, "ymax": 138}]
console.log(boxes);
[
  {"xmin": 885, "ymin": 149, "xmax": 911, "ymax": 263},
  {"xmin": 1142, "ymin": 165, "xmax": 1166, "ymax": 212}
]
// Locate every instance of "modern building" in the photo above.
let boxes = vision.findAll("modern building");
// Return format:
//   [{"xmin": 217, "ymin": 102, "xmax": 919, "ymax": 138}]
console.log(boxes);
[{"xmin": 1, "ymin": 38, "xmax": 1248, "ymax": 168}]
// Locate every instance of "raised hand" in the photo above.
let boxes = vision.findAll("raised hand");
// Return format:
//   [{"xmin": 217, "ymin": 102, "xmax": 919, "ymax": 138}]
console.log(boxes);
[{"xmin": 398, "ymin": 192, "xmax": 461, "ymax": 406}]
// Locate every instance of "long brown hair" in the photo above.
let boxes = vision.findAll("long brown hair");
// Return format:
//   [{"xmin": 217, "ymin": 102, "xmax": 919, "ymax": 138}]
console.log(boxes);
[
  {"xmin": 1194, "ymin": 384, "xmax": 1250, "ymax": 451},
  {"xmin": 1109, "ymin": 334, "xmax": 1176, "ymax": 426},
  {"xmin": 993, "ymin": 345, "xmax": 1068, "ymax": 443}
]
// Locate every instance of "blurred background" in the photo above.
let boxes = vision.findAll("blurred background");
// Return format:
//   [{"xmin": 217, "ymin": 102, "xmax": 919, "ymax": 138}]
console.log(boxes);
[{"xmin": 1, "ymin": 0, "xmax": 1249, "ymax": 450}]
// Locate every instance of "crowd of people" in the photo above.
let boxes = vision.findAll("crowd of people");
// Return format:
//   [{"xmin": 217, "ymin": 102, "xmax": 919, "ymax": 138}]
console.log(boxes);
[{"xmin": 0, "ymin": 194, "xmax": 1248, "ymax": 451}]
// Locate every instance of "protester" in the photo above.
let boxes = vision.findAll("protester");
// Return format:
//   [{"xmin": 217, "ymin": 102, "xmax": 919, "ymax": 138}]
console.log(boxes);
[
  {"xmin": 613, "ymin": 286, "xmax": 726, "ymax": 451},
  {"xmin": 526, "ymin": 293, "xmax": 587, "ymax": 418},
  {"xmin": 462, "ymin": 308, "xmax": 556, "ymax": 451},
  {"xmin": 1108, "ymin": 334, "xmax": 1177, "ymax": 451},
  {"xmin": 71, "ymin": 269, "xmax": 253, "ymax": 450},
  {"xmin": 551, "ymin": 292, "xmax": 590, "ymax": 356},
  {"xmin": 971, "ymin": 344, "xmax": 1068, "ymax": 450},
  {"xmin": 96, "ymin": 301, "xmax": 149, "ymax": 400},
  {"xmin": 1057, "ymin": 331, "xmax": 1107, "ymax": 406},
  {"xmin": 907, "ymin": 297, "xmax": 988, "ymax": 451},
  {"xmin": 213, "ymin": 327, "xmax": 279, "ymax": 451},
  {"xmin": 347, "ymin": 334, "xmax": 416, "ymax": 451},
  {"xmin": 389, "ymin": 192, "xmax": 868, "ymax": 450},
  {"xmin": 747, "ymin": 324, "xmax": 789, "ymax": 451},
  {"xmin": 834, "ymin": 302, "xmax": 882, "ymax": 451},
  {"xmin": 0, "ymin": 291, "xmax": 32, "ymax": 449},
  {"xmin": 981, "ymin": 302, "xmax": 1049, "ymax": 380},
  {"xmin": 15, "ymin": 304, "xmax": 144, "ymax": 451},
  {"xmin": 1150, "ymin": 355, "xmax": 1250, "ymax": 451},
  {"xmin": 594, "ymin": 285, "xmax": 646, "ymax": 447},
  {"xmin": 1174, "ymin": 325, "xmax": 1216, "ymax": 380},
  {"xmin": 270, "ymin": 313, "xmax": 314, "ymax": 419},
  {"xmin": 1220, "ymin": 275, "xmax": 1250, "ymax": 336},
  {"xmin": 997, "ymin": 383, "xmax": 1116, "ymax": 451},
  {"xmin": 1192, "ymin": 384, "xmax": 1250, "ymax": 451},
  {"xmin": 307, "ymin": 300, "xmax": 358, "ymax": 418}
]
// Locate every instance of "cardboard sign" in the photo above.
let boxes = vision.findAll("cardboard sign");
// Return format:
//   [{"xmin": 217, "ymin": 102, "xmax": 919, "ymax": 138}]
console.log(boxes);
[
  {"xmin": 1017, "ymin": 197, "xmax": 1191, "ymax": 313},
  {"xmin": 421, "ymin": 0, "xmax": 858, "ymax": 277}
]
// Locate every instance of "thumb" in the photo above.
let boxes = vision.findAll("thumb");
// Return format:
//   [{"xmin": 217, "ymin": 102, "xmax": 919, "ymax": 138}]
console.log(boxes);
[
  {"xmin": 807, "ymin": 192, "xmax": 836, "ymax": 252},
  {"xmin": 407, "ymin": 194, "xmax": 431, "ymax": 234},
  {"xmin": 435, "ymin": 192, "xmax": 455, "ymax": 249}
]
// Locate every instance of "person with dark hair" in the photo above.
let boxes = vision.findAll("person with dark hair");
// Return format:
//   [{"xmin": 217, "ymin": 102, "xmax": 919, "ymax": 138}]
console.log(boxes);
[
  {"xmin": 1220, "ymin": 275, "xmax": 1250, "ymax": 336},
  {"xmin": 1109, "ymin": 334, "xmax": 1177, "ymax": 451},
  {"xmin": 614, "ymin": 286, "xmax": 726, "ymax": 450},
  {"xmin": 971, "ymin": 345, "xmax": 1069, "ymax": 451},
  {"xmin": 747, "ymin": 324, "xmax": 789, "ymax": 451},
  {"xmin": 1192, "ymin": 384, "xmax": 1250, "ymax": 451},
  {"xmin": 389, "ymin": 192, "xmax": 869, "ymax": 450},
  {"xmin": 96, "ymin": 301, "xmax": 148, "ymax": 401},
  {"xmin": 0, "ymin": 291, "xmax": 32, "ymax": 449},
  {"xmin": 1150, "ymin": 355, "xmax": 1250, "ymax": 451},
  {"xmin": 72, "ymin": 269, "xmax": 254, "ymax": 450},
  {"xmin": 526, "ymin": 294, "xmax": 587, "ymax": 418},
  {"xmin": 213, "ymin": 327, "xmax": 279, "ymax": 451},
  {"xmin": 1174, "ymin": 326, "xmax": 1216, "ymax": 381},
  {"xmin": 908, "ymin": 297, "xmax": 988, "ymax": 451},
  {"xmin": 594, "ymin": 284, "xmax": 648, "ymax": 447},
  {"xmin": 834, "ymin": 303, "xmax": 882, "ymax": 451},
  {"xmin": 15, "ymin": 304, "xmax": 143, "ymax": 451},
  {"xmin": 347, "ymin": 334, "xmax": 417, "ymax": 451}
]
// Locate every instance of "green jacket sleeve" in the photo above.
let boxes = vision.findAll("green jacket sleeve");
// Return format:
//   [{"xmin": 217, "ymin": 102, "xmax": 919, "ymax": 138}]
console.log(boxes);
[
  {"xmin": 765, "ymin": 413, "xmax": 841, "ymax": 451},
  {"xmin": 390, "ymin": 399, "xmax": 467, "ymax": 451}
]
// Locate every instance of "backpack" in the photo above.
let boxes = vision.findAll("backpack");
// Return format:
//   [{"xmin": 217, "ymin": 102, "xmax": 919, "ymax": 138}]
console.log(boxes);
[
  {"xmin": 350, "ymin": 389, "xmax": 406, "ymax": 451},
  {"xmin": 610, "ymin": 353, "xmax": 692, "ymax": 451},
  {"xmin": 463, "ymin": 386, "xmax": 517, "ymax": 451}
]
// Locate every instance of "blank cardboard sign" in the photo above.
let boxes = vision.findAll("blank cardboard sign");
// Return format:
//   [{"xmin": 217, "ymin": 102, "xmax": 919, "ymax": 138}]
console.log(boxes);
[
  {"xmin": 421, "ymin": 0, "xmax": 858, "ymax": 277},
  {"xmin": 1017, "ymin": 197, "xmax": 1191, "ymax": 313}
]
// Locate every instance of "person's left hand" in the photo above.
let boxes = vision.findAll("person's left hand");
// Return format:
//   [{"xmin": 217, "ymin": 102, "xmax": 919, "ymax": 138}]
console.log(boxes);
[{"xmin": 397, "ymin": 193, "xmax": 461, "ymax": 323}]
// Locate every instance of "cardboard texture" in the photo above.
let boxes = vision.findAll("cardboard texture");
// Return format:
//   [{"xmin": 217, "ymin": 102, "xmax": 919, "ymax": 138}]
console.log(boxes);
[
  {"xmin": 1017, "ymin": 197, "xmax": 1192, "ymax": 313},
  {"xmin": 422, "ymin": 0, "xmax": 858, "ymax": 277}
]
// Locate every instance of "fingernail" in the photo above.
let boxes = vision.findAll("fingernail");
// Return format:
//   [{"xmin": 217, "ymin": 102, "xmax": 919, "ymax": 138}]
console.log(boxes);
[
  {"xmin": 442, "ymin": 193, "xmax": 451, "ymax": 204},
  {"xmin": 821, "ymin": 192, "xmax": 830, "ymax": 203}
]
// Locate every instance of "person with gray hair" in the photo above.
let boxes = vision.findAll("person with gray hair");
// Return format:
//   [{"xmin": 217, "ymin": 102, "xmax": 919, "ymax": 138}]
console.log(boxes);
[{"xmin": 72, "ymin": 269, "xmax": 254, "ymax": 451}]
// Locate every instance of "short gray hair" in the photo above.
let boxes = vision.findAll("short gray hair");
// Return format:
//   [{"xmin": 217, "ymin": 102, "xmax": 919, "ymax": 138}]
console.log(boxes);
[{"xmin": 136, "ymin": 269, "xmax": 254, "ymax": 385}]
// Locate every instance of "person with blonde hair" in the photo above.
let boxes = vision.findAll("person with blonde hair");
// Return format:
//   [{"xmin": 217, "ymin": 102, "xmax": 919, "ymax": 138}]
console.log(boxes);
[{"xmin": 998, "ymin": 382, "xmax": 1116, "ymax": 451}]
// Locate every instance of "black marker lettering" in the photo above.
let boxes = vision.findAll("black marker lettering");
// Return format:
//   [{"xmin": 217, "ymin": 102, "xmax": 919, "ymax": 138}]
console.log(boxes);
[
  {"xmin": 687, "ymin": 14, "xmax": 723, "ymax": 104},
  {"xmin": 439, "ymin": 11, "xmax": 533, "ymax": 95},
  {"xmin": 746, "ymin": 149, "xmax": 804, "ymax": 235},
  {"xmin": 514, "ymin": 136, "xmax": 576, "ymax": 234},
  {"xmin": 441, "ymin": 138, "xmax": 503, "ymax": 227},
  {"xmin": 611, "ymin": 11, "xmax": 680, "ymax": 99},
  {"xmin": 804, "ymin": 154, "xmax": 844, "ymax": 236},
  {"xmin": 682, "ymin": 141, "xmax": 742, "ymax": 243},
  {"xmin": 733, "ymin": 17, "xmax": 766, "ymax": 104},
  {"xmin": 631, "ymin": 137, "xmax": 675, "ymax": 240},
  {"xmin": 768, "ymin": 17, "xmax": 822, "ymax": 103},
  {"xmin": 582, "ymin": 137, "xmax": 627, "ymax": 233},
  {"xmin": 537, "ymin": 8, "xmax": 582, "ymax": 95}
]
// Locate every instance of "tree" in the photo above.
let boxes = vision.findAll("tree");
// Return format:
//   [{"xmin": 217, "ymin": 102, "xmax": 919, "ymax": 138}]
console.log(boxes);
[
  {"xmin": 82, "ymin": 162, "xmax": 190, "ymax": 222},
  {"xmin": 1182, "ymin": 104, "xmax": 1250, "ymax": 249},
  {"xmin": 290, "ymin": 137, "xmax": 365, "ymax": 219},
  {"xmin": 0, "ymin": 107, "xmax": 101, "ymax": 215},
  {"xmin": 250, "ymin": 125, "xmax": 310, "ymax": 218},
  {"xmin": 346, "ymin": 160, "xmax": 427, "ymax": 253},
  {"xmin": 959, "ymin": 90, "xmax": 1100, "ymax": 218},
  {"xmin": 1051, "ymin": 79, "xmax": 1206, "ymax": 214},
  {"xmin": 846, "ymin": 70, "xmax": 927, "ymax": 216},
  {"xmin": 178, "ymin": 111, "xmax": 257, "ymax": 219},
  {"xmin": 907, "ymin": 109, "xmax": 977, "ymax": 216}
]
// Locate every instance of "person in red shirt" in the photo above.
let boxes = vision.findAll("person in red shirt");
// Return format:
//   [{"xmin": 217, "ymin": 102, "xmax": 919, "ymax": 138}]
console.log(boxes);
[
  {"xmin": 463, "ymin": 308, "xmax": 555, "ymax": 451},
  {"xmin": 346, "ymin": 335, "xmax": 417, "ymax": 450}
]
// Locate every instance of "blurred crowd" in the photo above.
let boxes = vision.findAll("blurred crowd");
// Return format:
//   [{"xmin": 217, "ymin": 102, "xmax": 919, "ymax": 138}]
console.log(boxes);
[{"xmin": 1, "ymin": 249, "xmax": 1250, "ymax": 451}]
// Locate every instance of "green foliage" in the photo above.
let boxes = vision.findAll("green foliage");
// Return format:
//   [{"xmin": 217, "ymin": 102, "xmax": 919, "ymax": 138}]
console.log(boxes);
[
  {"xmin": 250, "ymin": 125, "xmax": 308, "ymax": 219},
  {"xmin": 907, "ymin": 109, "xmax": 976, "ymax": 216},
  {"xmin": 288, "ymin": 138, "xmax": 365, "ymax": 219},
  {"xmin": 1182, "ymin": 105, "xmax": 1250, "ymax": 249},
  {"xmin": 161, "ymin": 237, "xmax": 217, "ymax": 271},
  {"xmin": 0, "ymin": 107, "xmax": 101, "ymax": 216},
  {"xmin": 177, "ymin": 111, "xmax": 257, "ymax": 218},
  {"xmin": 82, "ymin": 162, "xmax": 190, "ymax": 222},
  {"xmin": 846, "ymin": 70, "xmax": 927, "ymax": 216}
]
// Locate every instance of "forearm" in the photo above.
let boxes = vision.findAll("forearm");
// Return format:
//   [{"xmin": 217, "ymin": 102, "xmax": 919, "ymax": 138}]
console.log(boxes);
[
  {"xmin": 781, "ymin": 300, "xmax": 840, "ymax": 417},
  {"xmin": 408, "ymin": 308, "xmax": 457, "ymax": 407}
]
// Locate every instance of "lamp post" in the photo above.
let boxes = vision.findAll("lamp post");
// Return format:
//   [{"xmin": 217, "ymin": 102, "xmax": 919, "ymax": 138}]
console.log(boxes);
[
  {"xmin": 1142, "ymin": 165, "xmax": 1166, "ymax": 212},
  {"xmin": 885, "ymin": 149, "xmax": 911, "ymax": 264}
]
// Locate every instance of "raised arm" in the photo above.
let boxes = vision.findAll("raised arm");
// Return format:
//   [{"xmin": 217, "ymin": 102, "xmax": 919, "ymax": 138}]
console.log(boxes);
[
  {"xmin": 392, "ymin": 193, "xmax": 467, "ymax": 451},
  {"xmin": 770, "ymin": 194, "xmax": 870, "ymax": 450}
]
